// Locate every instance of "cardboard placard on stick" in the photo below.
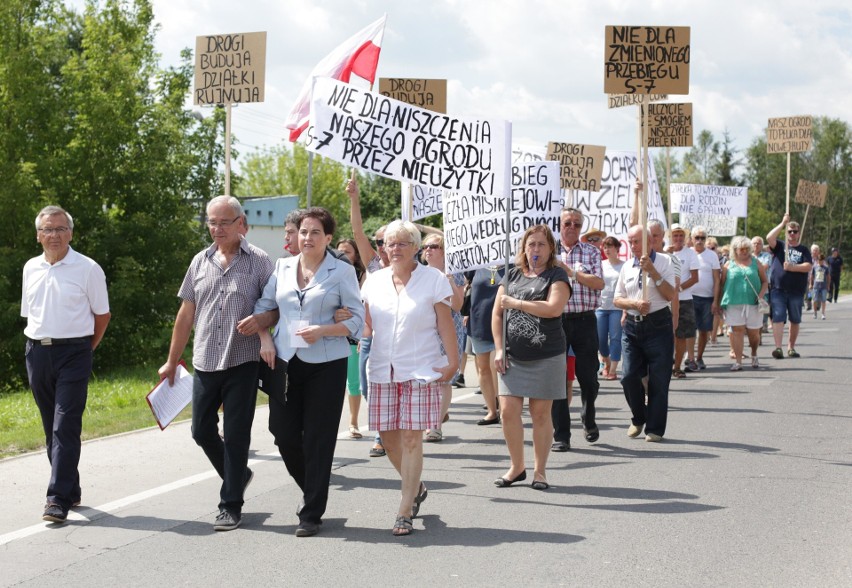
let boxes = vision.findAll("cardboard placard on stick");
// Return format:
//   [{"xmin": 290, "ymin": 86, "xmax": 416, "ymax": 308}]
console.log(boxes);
[
  {"xmin": 194, "ymin": 32, "xmax": 267, "ymax": 105},
  {"xmin": 766, "ymin": 116, "xmax": 812, "ymax": 153},
  {"xmin": 545, "ymin": 142, "xmax": 606, "ymax": 192},
  {"xmin": 608, "ymin": 93, "xmax": 668, "ymax": 109},
  {"xmin": 641, "ymin": 103, "xmax": 693, "ymax": 147},
  {"xmin": 378, "ymin": 78, "xmax": 447, "ymax": 114},
  {"xmin": 795, "ymin": 180, "xmax": 828, "ymax": 207},
  {"xmin": 604, "ymin": 26, "xmax": 690, "ymax": 95}
]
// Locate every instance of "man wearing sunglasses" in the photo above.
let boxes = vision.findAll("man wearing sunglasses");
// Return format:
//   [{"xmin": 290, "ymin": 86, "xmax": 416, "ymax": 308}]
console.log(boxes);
[{"xmin": 766, "ymin": 213, "xmax": 813, "ymax": 359}]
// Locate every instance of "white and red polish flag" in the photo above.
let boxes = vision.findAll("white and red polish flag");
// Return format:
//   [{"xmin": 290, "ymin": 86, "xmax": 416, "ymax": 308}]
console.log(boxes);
[{"xmin": 285, "ymin": 15, "xmax": 386, "ymax": 142}]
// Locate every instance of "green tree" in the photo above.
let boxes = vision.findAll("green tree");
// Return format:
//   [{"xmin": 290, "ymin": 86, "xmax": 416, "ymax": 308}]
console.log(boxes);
[
  {"xmin": 713, "ymin": 130, "xmax": 741, "ymax": 186},
  {"xmin": 682, "ymin": 130, "xmax": 720, "ymax": 183}
]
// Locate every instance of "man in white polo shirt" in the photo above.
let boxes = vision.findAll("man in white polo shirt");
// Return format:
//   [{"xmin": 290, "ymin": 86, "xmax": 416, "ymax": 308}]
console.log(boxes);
[
  {"xmin": 22, "ymin": 205, "xmax": 111, "ymax": 524},
  {"xmin": 689, "ymin": 225, "xmax": 720, "ymax": 370},
  {"xmin": 669, "ymin": 224, "xmax": 700, "ymax": 378},
  {"xmin": 614, "ymin": 225, "xmax": 676, "ymax": 442}
]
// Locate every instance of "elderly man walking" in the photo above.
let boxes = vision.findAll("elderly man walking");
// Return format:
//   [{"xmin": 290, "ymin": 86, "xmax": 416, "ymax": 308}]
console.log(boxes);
[
  {"xmin": 159, "ymin": 196, "xmax": 274, "ymax": 531},
  {"xmin": 22, "ymin": 205, "xmax": 111, "ymax": 524},
  {"xmin": 550, "ymin": 207, "xmax": 604, "ymax": 451}
]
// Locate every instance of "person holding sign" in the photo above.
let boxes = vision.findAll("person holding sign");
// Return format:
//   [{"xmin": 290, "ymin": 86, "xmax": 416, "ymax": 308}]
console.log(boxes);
[
  {"xmin": 159, "ymin": 196, "xmax": 273, "ymax": 532},
  {"xmin": 492, "ymin": 225, "xmax": 572, "ymax": 490},
  {"xmin": 254, "ymin": 207, "xmax": 364, "ymax": 538},
  {"xmin": 22, "ymin": 206, "xmax": 111, "ymax": 524},
  {"xmin": 766, "ymin": 213, "xmax": 812, "ymax": 359},
  {"xmin": 361, "ymin": 220, "xmax": 458, "ymax": 536},
  {"xmin": 551, "ymin": 208, "xmax": 605, "ymax": 452},
  {"xmin": 614, "ymin": 226, "xmax": 676, "ymax": 442},
  {"xmin": 717, "ymin": 237, "xmax": 768, "ymax": 370}
]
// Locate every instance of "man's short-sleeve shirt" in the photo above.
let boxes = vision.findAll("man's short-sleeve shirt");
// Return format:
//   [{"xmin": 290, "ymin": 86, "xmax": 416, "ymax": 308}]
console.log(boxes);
[{"xmin": 769, "ymin": 240, "xmax": 811, "ymax": 295}]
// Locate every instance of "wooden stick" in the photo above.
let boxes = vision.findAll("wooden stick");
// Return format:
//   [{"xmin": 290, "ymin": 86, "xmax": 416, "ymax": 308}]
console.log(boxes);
[
  {"xmin": 785, "ymin": 152, "xmax": 791, "ymax": 214},
  {"xmin": 224, "ymin": 104, "xmax": 232, "ymax": 196}
]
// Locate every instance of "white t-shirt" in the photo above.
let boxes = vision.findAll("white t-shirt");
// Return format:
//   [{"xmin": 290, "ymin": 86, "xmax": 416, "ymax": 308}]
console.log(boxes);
[
  {"xmin": 615, "ymin": 252, "xmax": 676, "ymax": 316},
  {"xmin": 692, "ymin": 247, "xmax": 721, "ymax": 298},
  {"xmin": 598, "ymin": 259, "xmax": 625, "ymax": 311},
  {"xmin": 674, "ymin": 247, "xmax": 701, "ymax": 301},
  {"xmin": 362, "ymin": 263, "xmax": 452, "ymax": 383},
  {"xmin": 21, "ymin": 247, "xmax": 110, "ymax": 339}
]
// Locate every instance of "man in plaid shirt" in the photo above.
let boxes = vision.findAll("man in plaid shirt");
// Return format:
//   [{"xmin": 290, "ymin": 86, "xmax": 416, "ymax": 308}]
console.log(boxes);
[
  {"xmin": 551, "ymin": 207, "xmax": 605, "ymax": 451},
  {"xmin": 159, "ymin": 195, "xmax": 275, "ymax": 532}
]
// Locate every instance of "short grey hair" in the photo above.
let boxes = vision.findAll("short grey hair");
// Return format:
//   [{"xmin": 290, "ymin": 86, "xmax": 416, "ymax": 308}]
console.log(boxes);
[
  {"xmin": 285, "ymin": 208, "xmax": 304, "ymax": 227},
  {"xmin": 35, "ymin": 205, "xmax": 74, "ymax": 230},
  {"xmin": 560, "ymin": 207, "xmax": 584, "ymax": 222},
  {"xmin": 647, "ymin": 219, "xmax": 665, "ymax": 233},
  {"xmin": 691, "ymin": 225, "xmax": 707, "ymax": 237},
  {"xmin": 207, "ymin": 195, "xmax": 243, "ymax": 218},
  {"xmin": 384, "ymin": 219, "xmax": 421, "ymax": 250},
  {"xmin": 730, "ymin": 235, "xmax": 753, "ymax": 255},
  {"xmin": 751, "ymin": 236, "xmax": 764, "ymax": 246}
]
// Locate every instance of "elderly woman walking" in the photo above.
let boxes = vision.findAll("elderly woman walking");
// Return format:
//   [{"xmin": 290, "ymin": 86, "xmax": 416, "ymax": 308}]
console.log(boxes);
[
  {"xmin": 716, "ymin": 236, "xmax": 768, "ymax": 371},
  {"xmin": 361, "ymin": 220, "xmax": 458, "ymax": 536}
]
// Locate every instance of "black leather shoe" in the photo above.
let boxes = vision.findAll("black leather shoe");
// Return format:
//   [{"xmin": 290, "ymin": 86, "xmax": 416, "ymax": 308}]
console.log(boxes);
[
  {"xmin": 584, "ymin": 427, "xmax": 600, "ymax": 443},
  {"xmin": 494, "ymin": 470, "xmax": 527, "ymax": 487},
  {"xmin": 477, "ymin": 416, "xmax": 500, "ymax": 426},
  {"xmin": 295, "ymin": 521, "xmax": 320, "ymax": 537},
  {"xmin": 551, "ymin": 441, "xmax": 570, "ymax": 452},
  {"xmin": 42, "ymin": 503, "xmax": 68, "ymax": 524}
]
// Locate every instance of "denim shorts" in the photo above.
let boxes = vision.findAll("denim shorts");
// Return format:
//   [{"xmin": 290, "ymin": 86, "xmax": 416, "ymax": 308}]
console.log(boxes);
[
  {"xmin": 470, "ymin": 335, "xmax": 496, "ymax": 355},
  {"xmin": 812, "ymin": 288, "xmax": 827, "ymax": 302},
  {"xmin": 692, "ymin": 296, "xmax": 714, "ymax": 332},
  {"xmin": 770, "ymin": 289, "xmax": 804, "ymax": 324}
]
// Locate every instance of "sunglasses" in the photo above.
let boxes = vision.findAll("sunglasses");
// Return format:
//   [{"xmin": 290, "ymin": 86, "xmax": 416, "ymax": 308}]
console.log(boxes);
[
  {"xmin": 586, "ymin": 236, "xmax": 601, "ymax": 243},
  {"xmin": 693, "ymin": 236, "xmax": 707, "ymax": 241},
  {"xmin": 787, "ymin": 229, "xmax": 799, "ymax": 235},
  {"xmin": 374, "ymin": 239, "xmax": 385, "ymax": 246},
  {"xmin": 563, "ymin": 221, "xmax": 583, "ymax": 228},
  {"xmin": 422, "ymin": 243, "xmax": 442, "ymax": 250}
]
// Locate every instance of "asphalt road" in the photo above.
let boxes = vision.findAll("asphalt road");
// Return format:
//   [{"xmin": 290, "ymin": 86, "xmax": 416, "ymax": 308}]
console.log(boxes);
[{"xmin": 2, "ymin": 299, "xmax": 850, "ymax": 587}]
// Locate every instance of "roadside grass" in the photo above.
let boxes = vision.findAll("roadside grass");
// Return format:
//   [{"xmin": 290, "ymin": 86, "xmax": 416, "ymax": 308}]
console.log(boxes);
[{"xmin": 0, "ymin": 366, "xmax": 268, "ymax": 460}]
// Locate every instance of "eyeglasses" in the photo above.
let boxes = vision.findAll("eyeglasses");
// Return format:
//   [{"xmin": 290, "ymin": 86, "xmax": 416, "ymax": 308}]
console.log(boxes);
[
  {"xmin": 708, "ymin": 247, "xmax": 717, "ymax": 251},
  {"xmin": 206, "ymin": 217, "xmax": 239, "ymax": 228},
  {"xmin": 693, "ymin": 235, "xmax": 707, "ymax": 241},
  {"xmin": 422, "ymin": 243, "xmax": 442, "ymax": 250},
  {"xmin": 373, "ymin": 239, "xmax": 385, "ymax": 247},
  {"xmin": 563, "ymin": 221, "xmax": 583, "ymax": 228},
  {"xmin": 384, "ymin": 242, "xmax": 413, "ymax": 250},
  {"xmin": 787, "ymin": 229, "xmax": 800, "ymax": 235},
  {"xmin": 38, "ymin": 227, "xmax": 70, "ymax": 235},
  {"xmin": 586, "ymin": 237, "xmax": 601, "ymax": 243}
]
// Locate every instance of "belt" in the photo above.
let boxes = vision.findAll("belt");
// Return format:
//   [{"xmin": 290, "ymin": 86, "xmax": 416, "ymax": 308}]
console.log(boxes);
[
  {"xmin": 28, "ymin": 336, "xmax": 92, "ymax": 346},
  {"xmin": 625, "ymin": 308, "xmax": 671, "ymax": 323},
  {"xmin": 563, "ymin": 310, "xmax": 595, "ymax": 319}
]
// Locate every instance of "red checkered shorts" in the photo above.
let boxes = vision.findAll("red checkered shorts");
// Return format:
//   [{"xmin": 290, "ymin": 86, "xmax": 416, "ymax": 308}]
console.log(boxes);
[{"xmin": 368, "ymin": 379, "xmax": 442, "ymax": 432}]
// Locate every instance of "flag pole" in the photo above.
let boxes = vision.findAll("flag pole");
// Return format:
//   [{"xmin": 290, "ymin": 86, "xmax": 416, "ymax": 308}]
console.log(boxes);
[
  {"xmin": 502, "ymin": 122, "xmax": 513, "ymax": 365},
  {"xmin": 306, "ymin": 151, "xmax": 314, "ymax": 208},
  {"xmin": 785, "ymin": 152, "xmax": 791, "ymax": 214},
  {"xmin": 801, "ymin": 204, "xmax": 811, "ymax": 241}
]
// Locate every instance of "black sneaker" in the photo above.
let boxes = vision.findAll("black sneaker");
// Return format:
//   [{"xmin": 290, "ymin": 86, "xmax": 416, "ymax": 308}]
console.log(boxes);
[
  {"xmin": 453, "ymin": 375, "xmax": 466, "ymax": 388},
  {"xmin": 550, "ymin": 441, "xmax": 570, "ymax": 452},
  {"xmin": 43, "ymin": 503, "xmax": 68, "ymax": 523},
  {"xmin": 213, "ymin": 509, "xmax": 241, "ymax": 531}
]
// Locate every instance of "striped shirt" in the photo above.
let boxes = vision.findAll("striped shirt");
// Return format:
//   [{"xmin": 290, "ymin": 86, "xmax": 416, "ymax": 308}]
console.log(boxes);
[
  {"xmin": 560, "ymin": 241, "xmax": 603, "ymax": 313},
  {"xmin": 178, "ymin": 238, "xmax": 273, "ymax": 372}
]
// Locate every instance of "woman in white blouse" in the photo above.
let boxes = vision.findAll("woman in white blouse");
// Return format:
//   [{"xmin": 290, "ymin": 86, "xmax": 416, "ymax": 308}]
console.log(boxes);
[{"xmin": 361, "ymin": 220, "xmax": 458, "ymax": 537}]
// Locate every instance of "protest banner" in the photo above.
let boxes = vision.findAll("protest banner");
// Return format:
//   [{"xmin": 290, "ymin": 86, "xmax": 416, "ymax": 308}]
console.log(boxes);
[
  {"xmin": 194, "ymin": 32, "xmax": 266, "ymax": 105},
  {"xmin": 378, "ymin": 78, "xmax": 447, "ymax": 114},
  {"xmin": 642, "ymin": 103, "xmax": 693, "ymax": 147},
  {"xmin": 443, "ymin": 161, "xmax": 561, "ymax": 273},
  {"xmin": 607, "ymin": 93, "xmax": 668, "ymax": 108},
  {"xmin": 766, "ymin": 116, "xmax": 813, "ymax": 154},
  {"xmin": 512, "ymin": 143, "xmax": 545, "ymax": 164},
  {"xmin": 795, "ymin": 180, "xmax": 828, "ymax": 207},
  {"xmin": 670, "ymin": 183, "xmax": 748, "ymax": 217},
  {"xmin": 401, "ymin": 183, "xmax": 443, "ymax": 221},
  {"xmin": 679, "ymin": 213, "xmax": 738, "ymax": 237},
  {"xmin": 604, "ymin": 26, "xmax": 690, "ymax": 95},
  {"xmin": 306, "ymin": 77, "xmax": 511, "ymax": 197},
  {"xmin": 546, "ymin": 142, "xmax": 607, "ymax": 191}
]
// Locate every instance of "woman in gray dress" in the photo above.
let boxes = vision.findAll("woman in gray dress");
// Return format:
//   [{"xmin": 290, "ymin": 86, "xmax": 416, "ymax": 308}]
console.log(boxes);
[{"xmin": 491, "ymin": 225, "xmax": 571, "ymax": 490}]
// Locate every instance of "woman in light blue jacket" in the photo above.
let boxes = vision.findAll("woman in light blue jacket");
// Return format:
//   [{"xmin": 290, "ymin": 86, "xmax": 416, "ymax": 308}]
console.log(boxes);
[{"xmin": 256, "ymin": 207, "xmax": 364, "ymax": 538}]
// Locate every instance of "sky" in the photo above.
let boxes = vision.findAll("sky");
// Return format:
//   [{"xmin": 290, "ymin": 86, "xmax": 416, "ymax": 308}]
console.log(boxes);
[{"xmin": 80, "ymin": 0, "xmax": 852, "ymax": 168}]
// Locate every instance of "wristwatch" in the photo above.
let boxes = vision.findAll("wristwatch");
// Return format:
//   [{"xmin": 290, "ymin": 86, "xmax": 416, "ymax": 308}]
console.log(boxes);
[{"xmin": 654, "ymin": 277, "xmax": 664, "ymax": 287}]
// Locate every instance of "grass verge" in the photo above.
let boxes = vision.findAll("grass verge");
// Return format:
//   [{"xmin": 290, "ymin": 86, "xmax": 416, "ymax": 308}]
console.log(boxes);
[{"xmin": 0, "ymin": 366, "xmax": 268, "ymax": 460}]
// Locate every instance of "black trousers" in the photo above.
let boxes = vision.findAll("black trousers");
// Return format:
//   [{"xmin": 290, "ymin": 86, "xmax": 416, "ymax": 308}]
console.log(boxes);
[
  {"xmin": 26, "ymin": 340, "xmax": 93, "ymax": 509},
  {"xmin": 552, "ymin": 312, "xmax": 600, "ymax": 442},
  {"xmin": 269, "ymin": 355, "xmax": 347, "ymax": 525}
]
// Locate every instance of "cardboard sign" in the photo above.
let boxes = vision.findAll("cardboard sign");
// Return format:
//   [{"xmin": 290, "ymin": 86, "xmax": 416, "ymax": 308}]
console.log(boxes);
[
  {"xmin": 401, "ymin": 184, "xmax": 443, "ymax": 221},
  {"xmin": 607, "ymin": 93, "xmax": 668, "ymax": 108},
  {"xmin": 546, "ymin": 142, "xmax": 607, "ymax": 192},
  {"xmin": 443, "ymin": 162, "xmax": 561, "ymax": 273},
  {"xmin": 670, "ymin": 183, "xmax": 748, "ymax": 217},
  {"xmin": 194, "ymin": 31, "xmax": 266, "ymax": 105},
  {"xmin": 795, "ymin": 180, "xmax": 828, "ymax": 208},
  {"xmin": 642, "ymin": 103, "xmax": 693, "ymax": 147},
  {"xmin": 604, "ymin": 26, "xmax": 690, "ymax": 95},
  {"xmin": 766, "ymin": 116, "xmax": 813, "ymax": 153},
  {"xmin": 679, "ymin": 213, "xmax": 738, "ymax": 237},
  {"xmin": 306, "ymin": 77, "xmax": 511, "ymax": 197},
  {"xmin": 378, "ymin": 78, "xmax": 447, "ymax": 114}
]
